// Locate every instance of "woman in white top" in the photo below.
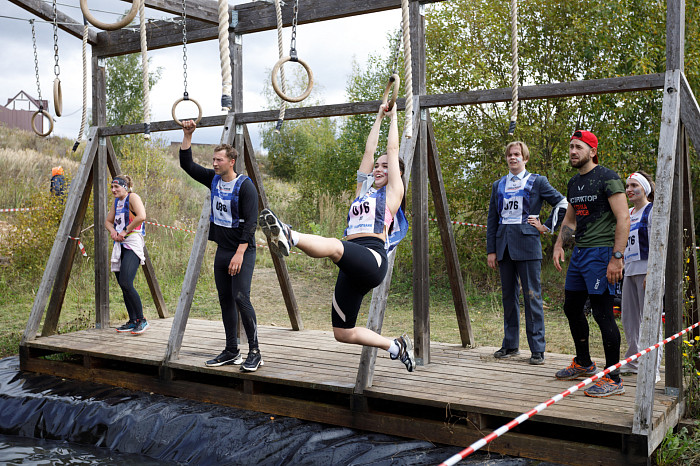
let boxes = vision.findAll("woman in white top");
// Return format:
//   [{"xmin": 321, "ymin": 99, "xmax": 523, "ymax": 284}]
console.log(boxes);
[
  {"xmin": 105, "ymin": 175, "xmax": 149, "ymax": 335},
  {"xmin": 621, "ymin": 170, "xmax": 659, "ymax": 378},
  {"xmin": 259, "ymin": 104, "xmax": 415, "ymax": 372}
]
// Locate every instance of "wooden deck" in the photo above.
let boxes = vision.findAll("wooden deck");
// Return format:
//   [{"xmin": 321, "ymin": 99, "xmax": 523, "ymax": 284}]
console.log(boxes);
[{"xmin": 19, "ymin": 318, "xmax": 680, "ymax": 465}]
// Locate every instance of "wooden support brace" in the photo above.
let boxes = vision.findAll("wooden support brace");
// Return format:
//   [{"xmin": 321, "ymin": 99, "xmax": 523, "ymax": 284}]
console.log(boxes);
[
  {"xmin": 633, "ymin": 69, "xmax": 681, "ymax": 436},
  {"xmin": 425, "ymin": 114, "xmax": 474, "ymax": 347},
  {"xmin": 681, "ymin": 142, "xmax": 700, "ymax": 345},
  {"xmin": 22, "ymin": 129, "xmax": 99, "ymax": 344}
]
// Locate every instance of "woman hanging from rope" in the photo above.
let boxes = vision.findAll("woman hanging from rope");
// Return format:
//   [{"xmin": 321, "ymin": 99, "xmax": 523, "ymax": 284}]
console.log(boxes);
[{"xmin": 259, "ymin": 103, "xmax": 415, "ymax": 372}]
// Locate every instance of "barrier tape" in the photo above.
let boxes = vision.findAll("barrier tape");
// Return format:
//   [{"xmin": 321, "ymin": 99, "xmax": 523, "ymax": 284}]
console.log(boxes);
[
  {"xmin": 145, "ymin": 220, "xmax": 196, "ymax": 234},
  {"xmin": 429, "ymin": 217, "xmax": 487, "ymax": 229},
  {"xmin": 439, "ymin": 320, "xmax": 700, "ymax": 466},
  {"xmin": 68, "ymin": 236, "xmax": 88, "ymax": 257},
  {"xmin": 0, "ymin": 207, "xmax": 42, "ymax": 213}
]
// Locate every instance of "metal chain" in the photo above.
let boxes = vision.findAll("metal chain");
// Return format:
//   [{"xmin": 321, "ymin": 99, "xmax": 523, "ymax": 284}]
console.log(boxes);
[
  {"xmin": 30, "ymin": 20, "xmax": 43, "ymax": 106},
  {"xmin": 52, "ymin": 0, "xmax": 60, "ymax": 77},
  {"xmin": 391, "ymin": 30, "xmax": 401, "ymax": 75},
  {"xmin": 181, "ymin": 0, "xmax": 189, "ymax": 96},
  {"xmin": 289, "ymin": 0, "xmax": 299, "ymax": 60}
]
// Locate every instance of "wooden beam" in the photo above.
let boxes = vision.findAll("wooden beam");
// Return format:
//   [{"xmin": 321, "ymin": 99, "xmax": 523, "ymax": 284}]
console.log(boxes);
[
  {"xmin": 354, "ymin": 110, "xmax": 419, "ymax": 393},
  {"xmin": 682, "ymin": 141, "xmax": 700, "ymax": 345},
  {"xmin": 21, "ymin": 129, "xmax": 98, "ymax": 343},
  {"xmin": 93, "ymin": 56, "xmax": 109, "ymax": 328},
  {"xmin": 42, "ymin": 163, "xmax": 96, "ymax": 336},
  {"xmin": 426, "ymin": 114, "xmax": 474, "ymax": 347},
  {"xmin": 666, "ymin": 0, "xmax": 685, "ymax": 72},
  {"xmin": 633, "ymin": 69, "xmax": 681, "ymax": 436},
  {"xmin": 241, "ymin": 125, "xmax": 302, "ymax": 330},
  {"xmin": 8, "ymin": 0, "xmax": 98, "ymax": 43},
  {"xmin": 97, "ymin": 74, "xmax": 666, "ymax": 137},
  {"xmin": 679, "ymin": 73, "xmax": 700, "ymax": 151}
]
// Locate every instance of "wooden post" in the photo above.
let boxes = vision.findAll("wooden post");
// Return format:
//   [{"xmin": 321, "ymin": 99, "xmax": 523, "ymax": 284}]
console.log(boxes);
[
  {"xmin": 682, "ymin": 147, "xmax": 700, "ymax": 344},
  {"xmin": 231, "ymin": 32, "xmax": 244, "ymax": 173},
  {"xmin": 21, "ymin": 130, "xmax": 98, "ymax": 344},
  {"xmin": 93, "ymin": 56, "xmax": 110, "ymax": 328},
  {"xmin": 355, "ymin": 113, "xmax": 419, "ymax": 393},
  {"xmin": 425, "ymin": 114, "xmax": 474, "ymax": 347},
  {"xmin": 663, "ymin": 126, "xmax": 686, "ymax": 397},
  {"xmin": 241, "ymin": 126, "xmax": 302, "ymax": 330},
  {"xmin": 633, "ymin": 69, "xmax": 681, "ymax": 436}
]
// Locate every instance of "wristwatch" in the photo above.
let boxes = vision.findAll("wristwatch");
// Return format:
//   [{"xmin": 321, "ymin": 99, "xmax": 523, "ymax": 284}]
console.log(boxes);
[{"xmin": 612, "ymin": 251, "xmax": 623, "ymax": 259}]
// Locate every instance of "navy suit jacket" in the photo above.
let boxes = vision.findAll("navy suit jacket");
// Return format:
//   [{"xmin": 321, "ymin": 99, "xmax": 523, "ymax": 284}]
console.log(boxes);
[{"xmin": 486, "ymin": 173, "xmax": 565, "ymax": 261}]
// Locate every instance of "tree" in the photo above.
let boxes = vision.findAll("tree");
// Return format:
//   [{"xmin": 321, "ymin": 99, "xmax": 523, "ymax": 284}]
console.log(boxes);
[{"xmin": 105, "ymin": 53, "xmax": 161, "ymax": 127}]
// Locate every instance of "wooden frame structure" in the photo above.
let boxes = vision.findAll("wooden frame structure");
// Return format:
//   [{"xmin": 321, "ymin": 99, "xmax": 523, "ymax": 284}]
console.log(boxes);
[{"xmin": 10, "ymin": 0, "xmax": 700, "ymax": 461}]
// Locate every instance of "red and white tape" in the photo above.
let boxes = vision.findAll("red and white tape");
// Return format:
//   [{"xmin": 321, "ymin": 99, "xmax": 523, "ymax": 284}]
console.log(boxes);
[
  {"xmin": 439, "ymin": 320, "xmax": 700, "ymax": 466},
  {"xmin": 429, "ymin": 217, "xmax": 487, "ymax": 229},
  {"xmin": 145, "ymin": 220, "xmax": 196, "ymax": 234},
  {"xmin": 0, "ymin": 207, "xmax": 42, "ymax": 213},
  {"xmin": 68, "ymin": 236, "xmax": 88, "ymax": 257}
]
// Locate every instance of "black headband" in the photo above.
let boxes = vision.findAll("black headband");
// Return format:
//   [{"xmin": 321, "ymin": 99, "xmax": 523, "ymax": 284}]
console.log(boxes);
[{"xmin": 112, "ymin": 178, "xmax": 128, "ymax": 188}]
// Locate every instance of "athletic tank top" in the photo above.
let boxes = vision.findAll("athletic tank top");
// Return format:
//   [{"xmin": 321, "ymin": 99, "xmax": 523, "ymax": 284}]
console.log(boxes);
[
  {"xmin": 496, "ymin": 172, "xmax": 538, "ymax": 224},
  {"xmin": 114, "ymin": 194, "xmax": 145, "ymax": 237},
  {"xmin": 345, "ymin": 186, "xmax": 393, "ymax": 237},
  {"xmin": 210, "ymin": 174, "xmax": 249, "ymax": 228},
  {"xmin": 625, "ymin": 203, "xmax": 652, "ymax": 263}
]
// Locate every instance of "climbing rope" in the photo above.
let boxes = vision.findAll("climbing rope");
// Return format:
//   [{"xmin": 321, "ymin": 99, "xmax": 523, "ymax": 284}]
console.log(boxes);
[
  {"xmin": 172, "ymin": 0, "xmax": 202, "ymax": 126},
  {"xmin": 400, "ymin": 0, "xmax": 412, "ymax": 139},
  {"xmin": 382, "ymin": 34, "xmax": 402, "ymax": 111},
  {"xmin": 218, "ymin": 0, "xmax": 232, "ymax": 111},
  {"xmin": 508, "ymin": 0, "xmax": 519, "ymax": 136},
  {"xmin": 29, "ymin": 20, "xmax": 53, "ymax": 137},
  {"xmin": 80, "ymin": 0, "xmax": 139, "ymax": 31},
  {"xmin": 139, "ymin": 0, "xmax": 151, "ymax": 138},
  {"xmin": 271, "ymin": 0, "xmax": 314, "ymax": 103},
  {"xmin": 72, "ymin": 19, "xmax": 89, "ymax": 151},
  {"xmin": 273, "ymin": 0, "xmax": 288, "ymax": 132},
  {"xmin": 52, "ymin": 0, "xmax": 62, "ymax": 117}
]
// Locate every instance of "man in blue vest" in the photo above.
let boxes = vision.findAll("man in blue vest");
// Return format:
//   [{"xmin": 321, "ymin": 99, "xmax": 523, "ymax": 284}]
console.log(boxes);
[
  {"xmin": 179, "ymin": 120, "xmax": 263, "ymax": 372},
  {"xmin": 487, "ymin": 141, "xmax": 567, "ymax": 365}
]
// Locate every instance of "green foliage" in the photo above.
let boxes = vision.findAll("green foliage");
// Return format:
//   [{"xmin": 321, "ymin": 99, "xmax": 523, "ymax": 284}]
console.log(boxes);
[
  {"xmin": 655, "ymin": 423, "xmax": 700, "ymax": 465},
  {"xmin": 105, "ymin": 53, "xmax": 161, "ymax": 127}
]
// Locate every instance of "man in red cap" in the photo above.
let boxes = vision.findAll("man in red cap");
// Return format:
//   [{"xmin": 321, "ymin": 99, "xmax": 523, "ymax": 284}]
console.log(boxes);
[{"xmin": 552, "ymin": 130, "xmax": 630, "ymax": 397}]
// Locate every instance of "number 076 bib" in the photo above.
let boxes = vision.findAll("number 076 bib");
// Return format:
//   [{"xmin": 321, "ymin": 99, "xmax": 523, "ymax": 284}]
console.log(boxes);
[{"xmin": 497, "ymin": 173, "xmax": 537, "ymax": 224}]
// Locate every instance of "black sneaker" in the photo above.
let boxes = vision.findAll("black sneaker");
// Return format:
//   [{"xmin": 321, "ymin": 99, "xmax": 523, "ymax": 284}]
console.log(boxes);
[
  {"xmin": 494, "ymin": 347, "xmax": 520, "ymax": 359},
  {"xmin": 240, "ymin": 348, "xmax": 264, "ymax": 372},
  {"xmin": 116, "ymin": 320, "xmax": 136, "ymax": 333},
  {"xmin": 390, "ymin": 334, "xmax": 415, "ymax": 372},
  {"xmin": 258, "ymin": 208, "xmax": 291, "ymax": 257},
  {"xmin": 529, "ymin": 352, "xmax": 545, "ymax": 365},
  {"xmin": 205, "ymin": 349, "xmax": 242, "ymax": 367},
  {"xmin": 130, "ymin": 319, "xmax": 150, "ymax": 335}
]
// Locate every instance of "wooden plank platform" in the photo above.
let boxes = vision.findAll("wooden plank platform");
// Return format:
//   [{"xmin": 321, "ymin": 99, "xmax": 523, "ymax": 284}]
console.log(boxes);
[{"xmin": 20, "ymin": 318, "xmax": 678, "ymax": 465}]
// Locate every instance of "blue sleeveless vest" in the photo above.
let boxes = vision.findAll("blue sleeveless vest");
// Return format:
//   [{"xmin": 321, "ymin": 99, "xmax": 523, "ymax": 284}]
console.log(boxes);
[
  {"xmin": 496, "ymin": 172, "xmax": 539, "ymax": 224},
  {"xmin": 114, "ymin": 194, "xmax": 145, "ymax": 236},
  {"xmin": 209, "ymin": 174, "xmax": 249, "ymax": 228},
  {"xmin": 636, "ymin": 202, "xmax": 652, "ymax": 261}
]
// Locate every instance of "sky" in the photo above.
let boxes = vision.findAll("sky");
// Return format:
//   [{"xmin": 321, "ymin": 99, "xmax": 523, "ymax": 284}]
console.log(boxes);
[{"xmin": 0, "ymin": 0, "xmax": 405, "ymax": 148}]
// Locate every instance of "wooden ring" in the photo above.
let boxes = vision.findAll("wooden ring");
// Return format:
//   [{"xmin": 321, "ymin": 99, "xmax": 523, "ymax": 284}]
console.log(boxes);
[
  {"xmin": 80, "ymin": 0, "xmax": 139, "ymax": 31},
  {"xmin": 31, "ymin": 110, "xmax": 53, "ymax": 137},
  {"xmin": 53, "ymin": 78, "xmax": 63, "ymax": 117},
  {"xmin": 271, "ymin": 56, "xmax": 314, "ymax": 103},
  {"xmin": 172, "ymin": 97, "xmax": 203, "ymax": 126},
  {"xmin": 382, "ymin": 74, "xmax": 400, "ymax": 110}
]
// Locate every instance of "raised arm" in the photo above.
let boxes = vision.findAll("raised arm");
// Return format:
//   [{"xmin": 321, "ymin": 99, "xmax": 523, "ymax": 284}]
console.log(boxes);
[
  {"xmin": 384, "ymin": 105, "xmax": 403, "ymax": 215},
  {"xmin": 356, "ymin": 105, "xmax": 387, "ymax": 197}
]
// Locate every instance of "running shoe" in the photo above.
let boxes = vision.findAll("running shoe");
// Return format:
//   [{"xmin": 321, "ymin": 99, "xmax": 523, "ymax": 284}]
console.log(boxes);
[
  {"xmin": 584, "ymin": 376, "xmax": 625, "ymax": 397},
  {"xmin": 258, "ymin": 208, "xmax": 291, "ymax": 257},
  {"xmin": 130, "ymin": 319, "xmax": 150, "ymax": 335},
  {"xmin": 391, "ymin": 334, "xmax": 416, "ymax": 372},
  {"xmin": 116, "ymin": 320, "xmax": 136, "ymax": 333},
  {"xmin": 494, "ymin": 347, "xmax": 520, "ymax": 359},
  {"xmin": 529, "ymin": 352, "xmax": 545, "ymax": 365},
  {"xmin": 240, "ymin": 348, "xmax": 264, "ymax": 372},
  {"xmin": 205, "ymin": 349, "xmax": 242, "ymax": 367},
  {"xmin": 555, "ymin": 358, "xmax": 598, "ymax": 380}
]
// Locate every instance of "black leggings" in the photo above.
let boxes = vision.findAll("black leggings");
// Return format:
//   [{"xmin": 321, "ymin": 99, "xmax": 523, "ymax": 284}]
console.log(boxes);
[
  {"xmin": 563, "ymin": 289, "xmax": 621, "ymax": 371},
  {"xmin": 114, "ymin": 247, "xmax": 144, "ymax": 322},
  {"xmin": 331, "ymin": 237, "xmax": 388, "ymax": 329},
  {"xmin": 213, "ymin": 246, "xmax": 258, "ymax": 352}
]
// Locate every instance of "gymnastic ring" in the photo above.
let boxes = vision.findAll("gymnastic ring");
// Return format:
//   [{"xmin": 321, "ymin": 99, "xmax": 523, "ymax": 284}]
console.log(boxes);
[
  {"xmin": 31, "ymin": 109, "xmax": 54, "ymax": 137},
  {"xmin": 382, "ymin": 74, "xmax": 400, "ymax": 111},
  {"xmin": 271, "ymin": 56, "xmax": 314, "ymax": 103},
  {"xmin": 53, "ymin": 78, "xmax": 63, "ymax": 117},
  {"xmin": 172, "ymin": 96, "xmax": 203, "ymax": 126},
  {"xmin": 80, "ymin": 0, "xmax": 139, "ymax": 31}
]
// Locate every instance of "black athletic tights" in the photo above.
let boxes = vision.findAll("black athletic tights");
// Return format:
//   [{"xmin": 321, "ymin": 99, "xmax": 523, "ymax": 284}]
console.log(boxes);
[{"xmin": 563, "ymin": 289, "xmax": 621, "ymax": 376}]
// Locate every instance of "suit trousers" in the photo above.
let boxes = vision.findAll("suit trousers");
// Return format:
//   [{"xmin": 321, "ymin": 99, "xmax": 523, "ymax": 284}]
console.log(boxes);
[{"xmin": 498, "ymin": 247, "xmax": 546, "ymax": 353}]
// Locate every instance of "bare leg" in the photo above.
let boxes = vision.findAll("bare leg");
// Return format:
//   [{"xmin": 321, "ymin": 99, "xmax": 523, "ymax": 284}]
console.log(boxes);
[
  {"xmin": 296, "ymin": 233, "xmax": 344, "ymax": 262},
  {"xmin": 333, "ymin": 326, "xmax": 392, "ymax": 350}
]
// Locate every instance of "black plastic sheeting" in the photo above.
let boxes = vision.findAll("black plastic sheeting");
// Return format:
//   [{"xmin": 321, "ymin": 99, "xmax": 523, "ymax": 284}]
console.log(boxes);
[{"xmin": 0, "ymin": 357, "xmax": 552, "ymax": 465}]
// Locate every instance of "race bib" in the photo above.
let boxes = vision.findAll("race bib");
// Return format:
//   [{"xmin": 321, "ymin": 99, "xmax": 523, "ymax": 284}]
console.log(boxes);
[{"xmin": 500, "ymin": 174, "xmax": 530, "ymax": 224}]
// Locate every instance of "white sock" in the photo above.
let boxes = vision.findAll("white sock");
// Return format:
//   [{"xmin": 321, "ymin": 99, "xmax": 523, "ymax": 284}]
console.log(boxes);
[
  {"xmin": 388, "ymin": 340, "xmax": 399, "ymax": 357},
  {"xmin": 290, "ymin": 229, "xmax": 300, "ymax": 246}
]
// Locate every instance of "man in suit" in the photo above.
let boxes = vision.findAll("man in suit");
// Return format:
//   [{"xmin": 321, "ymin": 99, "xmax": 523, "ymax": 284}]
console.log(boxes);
[{"xmin": 487, "ymin": 141, "xmax": 567, "ymax": 365}]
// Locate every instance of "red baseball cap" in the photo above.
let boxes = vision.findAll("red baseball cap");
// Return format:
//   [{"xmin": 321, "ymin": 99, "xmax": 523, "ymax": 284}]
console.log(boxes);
[{"xmin": 571, "ymin": 130, "xmax": 599, "ymax": 163}]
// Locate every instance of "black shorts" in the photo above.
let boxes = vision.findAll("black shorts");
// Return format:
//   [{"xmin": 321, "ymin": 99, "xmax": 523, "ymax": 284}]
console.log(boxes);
[{"xmin": 331, "ymin": 236, "xmax": 388, "ymax": 329}]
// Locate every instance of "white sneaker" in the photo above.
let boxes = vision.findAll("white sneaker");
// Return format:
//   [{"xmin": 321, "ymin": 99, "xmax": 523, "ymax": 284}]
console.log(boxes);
[{"xmin": 259, "ymin": 208, "xmax": 291, "ymax": 257}]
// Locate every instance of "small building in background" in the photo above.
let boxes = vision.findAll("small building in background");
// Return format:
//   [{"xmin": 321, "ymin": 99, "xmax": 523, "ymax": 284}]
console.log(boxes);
[{"xmin": 0, "ymin": 91, "xmax": 49, "ymax": 133}]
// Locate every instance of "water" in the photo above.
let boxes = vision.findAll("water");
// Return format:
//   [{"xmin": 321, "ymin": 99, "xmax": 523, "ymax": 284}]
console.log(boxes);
[{"xmin": 0, "ymin": 356, "xmax": 549, "ymax": 465}]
